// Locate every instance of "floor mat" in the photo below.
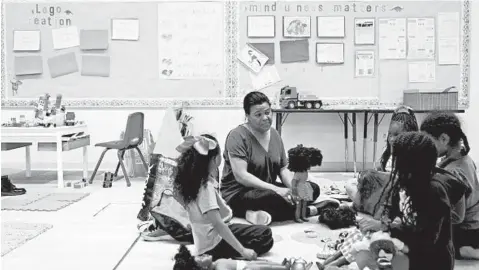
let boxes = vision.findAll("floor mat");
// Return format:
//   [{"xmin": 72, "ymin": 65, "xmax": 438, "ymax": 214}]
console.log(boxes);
[
  {"xmin": 1, "ymin": 222, "xmax": 53, "ymax": 256},
  {"xmin": 1, "ymin": 192, "xmax": 90, "ymax": 211},
  {"xmin": 6, "ymin": 170, "xmax": 104, "ymax": 184}
]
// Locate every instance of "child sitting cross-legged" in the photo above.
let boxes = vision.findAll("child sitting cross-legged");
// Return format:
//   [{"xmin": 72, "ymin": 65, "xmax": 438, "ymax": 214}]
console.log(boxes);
[
  {"xmin": 316, "ymin": 170, "xmax": 394, "ymax": 270},
  {"xmin": 173, "ymin": 134, "xmax": 273, "ymax": 261}
]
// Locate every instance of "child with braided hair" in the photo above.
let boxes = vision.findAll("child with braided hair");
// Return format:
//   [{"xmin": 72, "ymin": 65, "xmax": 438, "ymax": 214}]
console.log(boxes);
[
  {"xmin": 378, "ymin": 106, "xmax": 419, "ymax": 172},
  {"xmin": 420, "ymin": 112, "xmax": 479, "ymax": 259},
  {"xmin": 363, "ymin": 131, "xmax": 469, "ymax": 270}
]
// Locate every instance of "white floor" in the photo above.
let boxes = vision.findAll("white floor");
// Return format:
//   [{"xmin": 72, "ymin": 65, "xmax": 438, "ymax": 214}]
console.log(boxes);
[{"xmin": 1, "ymin": 171, "xmax": 478, "ymax": 270}]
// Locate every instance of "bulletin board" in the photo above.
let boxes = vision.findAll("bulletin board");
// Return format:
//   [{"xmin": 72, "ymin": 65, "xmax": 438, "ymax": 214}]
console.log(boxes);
[
  {"xmin": 238, "ymin": 1, "xmax": 471, "ymax": 108},
  {"xmin": 1, "ymin": 1, "xmax": 240, "ymax": 108}
]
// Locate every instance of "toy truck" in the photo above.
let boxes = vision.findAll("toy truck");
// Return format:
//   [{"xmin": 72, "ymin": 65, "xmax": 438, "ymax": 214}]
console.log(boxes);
[{"xmin": 279, "ymin": 86, "xmax": 323, "ymax": 109}]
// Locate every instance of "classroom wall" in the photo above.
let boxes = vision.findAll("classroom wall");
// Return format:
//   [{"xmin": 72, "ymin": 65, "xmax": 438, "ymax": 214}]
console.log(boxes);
[{"xmin": 2, "ymin": 1, "xmax": 478, "ymax": 173}]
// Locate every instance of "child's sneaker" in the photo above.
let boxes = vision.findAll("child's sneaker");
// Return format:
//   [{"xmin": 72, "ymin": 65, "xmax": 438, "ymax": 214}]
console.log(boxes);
[{"xmin": 138, "ymin": 221, "xmax": 168, "ymax": 241}]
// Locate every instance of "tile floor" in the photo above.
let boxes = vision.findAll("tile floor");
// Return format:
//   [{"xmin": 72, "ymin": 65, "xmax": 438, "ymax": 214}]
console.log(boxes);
[{"xmin": 1, "ymin": 171, "xmax": 479, "ymax": 270}]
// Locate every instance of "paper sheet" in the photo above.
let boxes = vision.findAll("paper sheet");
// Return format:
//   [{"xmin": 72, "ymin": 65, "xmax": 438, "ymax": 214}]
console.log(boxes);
[
  {"xmin": 280, "ymin": 39, "xmax": 309, "ymax": 63},
  {"xmin": 316, "ymin": 43, "xmax": 344, "ymax": 64},
  {"xmin": 408, "ymin": 61, "xmax": 436, "ymax": 83},
  {"xmin": 247, "ymin": 16, "xmax": 275, "ymax": 38},
  {"xmin": 317, "ymin": 16, "xmax": 345, "ymax": 37},
  {"xmin": 48, "ymin": 52, "xmax": 78, "ymax": 78},
  {"xmin": 354, "ymin": 18, "xmax": 375, "ymax": 45},
  {"xmin": 80, "ymin": 30, "xmax": 109, "ymax": 50},
  {"xmin": 13, "ymin": 30, "xmax": 41, "ymax": 51},
  {"xmin": 355, "ymin": 51, "xmax": 375, "ymax": 77},
  {"xmin": 438, "ymin": 12, "xmax": 460, "ymax": 65},
  {"xmin": 111, "ymin": 19, "xmax": 139, "ymax": 40},
  {"xmin": 250, "ymin": 43, "xmax": 275, "ymax": 65},
  {"xmin": 379, "ymin": 18, "xmax": 406, "ymax": 59},
  {"xmin": 407, "ymin": 18, "xmax": 435, "ymax": 59},
  {"xmin": 249, "ymin": 65, "xmax": 281, "ymax": 91},
  {"xmin": 14, "ymin": 55, "xmax": 43, "ymax": 75},
  {"xmin": 238, "ymin": 44, "xmax": 269, "ymax": 74},
  {"xmin": 81, "ymin": 55, "xmax": 110, "ymax": 77},
  {"xmin": 158, "ymin": 2, "xmax": 223, "ymax": 79},
  {"xmin": 52, "ymin": 26, "xmax": 80, "ymax": 50}
]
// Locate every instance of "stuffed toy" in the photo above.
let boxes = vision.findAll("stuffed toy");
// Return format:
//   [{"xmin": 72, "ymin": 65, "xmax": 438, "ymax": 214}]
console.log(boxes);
[
  {"xmin": 351, "ymin": 231, "xmax": 409, "ymax": 270},
  {"xmin": 287, "ymin": 144, "xmax": 323, "ymax": 222},
  {"xmin": 173, "ymin": 244, "xmax": 288, "ymax": 270}
]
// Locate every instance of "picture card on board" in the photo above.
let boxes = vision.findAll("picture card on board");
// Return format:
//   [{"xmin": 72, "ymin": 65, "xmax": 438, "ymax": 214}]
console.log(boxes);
[
  {"xmin": 52, "ymin": 26, "xmax": 80, "ymax": 50},
  {"xmin": 317, "ymin": 16, "xmax": 345, "ymax": 38},
  {"xmin": 355, "ymin": 51, "xmax": 375, "ymax": 77},
  {"xmin": 247, "ymin": 16, "xmax": 275, "ymax": 38},
  {"xmin": 316, "ymin": 43, "xmax": 344, "ymax": 64},
  {"xmin": 354, "ymin": 18, "xmax": 375, "ymax": 45},
  {"xmin": 280, "ymin": 39, "xmax": 309, "ymax": 63},
  {"xmin": 80, "ymin": 30, "xmax": 109, "ymax": 50},
  {"xmin": 13, "ymin": 30, "xmax": 41, "ymax": 51},
  {"xmin": 48, "ymin": 52, "xmax": 78, "ymax": 78},
  {"xmin": 14, "ymin": 55, "xmax": 43, "ymax": 75},
  {"xmin": 250, "ymin": 43, "xmax": 275, "ymax": 65},
  {"xmin": 283, "ymin": 16, "xmax": 311, "ymax": 38},
  {"xmin": 81, "ymin": 55, "xmax": 110, "ymax": 77},
  {"xmin": 112, "ymin": 18, "xmax": 139, "ymax": 40},
  {"xmin": 249, "ymin": 65, "xmax": 281, "ymax": 91},
  {"xmin": 238, "ymin": 43, "xmax": 269, "ymax": 74}
]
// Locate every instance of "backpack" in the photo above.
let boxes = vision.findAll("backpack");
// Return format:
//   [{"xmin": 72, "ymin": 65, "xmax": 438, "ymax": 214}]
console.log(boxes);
[{"xmin": 138, "ymin": 153, "xmax": 193, "ymax": 243}]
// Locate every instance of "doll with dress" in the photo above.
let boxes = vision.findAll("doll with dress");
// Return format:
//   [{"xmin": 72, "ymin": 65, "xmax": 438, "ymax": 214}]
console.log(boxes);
[
  {"xmin": 287, "ymin": 145, "xmax": 323, "ymax": 223},
  {"xmin": 173, "ymin": 244, "xmax": 289, "ymax": 270}
]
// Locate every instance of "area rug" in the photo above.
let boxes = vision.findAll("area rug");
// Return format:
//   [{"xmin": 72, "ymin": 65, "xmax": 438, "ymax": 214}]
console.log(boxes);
[
  {"xmin": 1, "ymin": 222, "xmax": 53, "ymax": 256},
  {"xmin": 1, "ymin": 192, "xmax": 90, "ymax": 211},
  {"xmin": 7, "ymin": 170, "xmax": 104, "ymax": 184}
]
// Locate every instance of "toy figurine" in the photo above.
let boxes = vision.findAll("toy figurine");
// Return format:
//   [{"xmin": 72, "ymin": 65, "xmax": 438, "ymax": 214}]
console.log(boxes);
[
  {"xmin": 282, "ymin": 258, "xmax": 313, "ymax": 270},
  {"xmin": 287, "ymin": 144, "xmax": 323, "ymax": 222}
]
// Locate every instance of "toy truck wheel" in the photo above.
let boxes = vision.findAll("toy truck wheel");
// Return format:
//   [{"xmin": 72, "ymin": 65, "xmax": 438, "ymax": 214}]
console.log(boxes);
[
  {"xmin": 314, "ymin": 102, "xmax": 322, "ymax": 109},
  {"xmin": 288, "ymin": 102, "xmax": 296, "ymax": 109},
  {"xmin": 305, "ymin": 102, "xmax": 312, "ymax": 109}
]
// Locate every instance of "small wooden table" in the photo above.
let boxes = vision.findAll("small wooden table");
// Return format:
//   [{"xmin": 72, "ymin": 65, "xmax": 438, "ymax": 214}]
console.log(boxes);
[{"xmin": 1, "ymin": 124, "xmax": 90, "ymax": 188}]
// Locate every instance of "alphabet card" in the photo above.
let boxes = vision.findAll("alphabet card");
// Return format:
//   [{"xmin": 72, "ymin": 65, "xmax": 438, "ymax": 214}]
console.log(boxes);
[{"xmin": 238, "ymin": 43, "xmax": 269, "ymax": 74}]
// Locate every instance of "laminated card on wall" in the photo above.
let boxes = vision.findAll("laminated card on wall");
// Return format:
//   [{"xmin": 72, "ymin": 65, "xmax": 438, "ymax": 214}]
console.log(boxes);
[
  {"xmin": 48, "ymin": 52, "xmax": 79, "ymax": 78},
  {"xmin": 80, "ymin": 30, "xmax": 109, "ymax": 50},
  {"xmin": 111, "ymin": 18, "xmax": 139, "ymax": 40},
  {"xmin": 52, "ymin": 26, "xmax": 80, "ymax": 50},
  {"xmin": 13, "ymin": 30, "xmax": 41, "ymax": 51},
  {"xmin": 14, "ymin": 55, "xmax": 43, "ymax": 75}
]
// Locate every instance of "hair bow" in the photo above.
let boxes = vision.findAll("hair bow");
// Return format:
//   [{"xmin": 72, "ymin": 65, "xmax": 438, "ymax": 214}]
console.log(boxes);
[{"xmin": 176, "ymin": 136, "xmax": 217, "ymax": 155}]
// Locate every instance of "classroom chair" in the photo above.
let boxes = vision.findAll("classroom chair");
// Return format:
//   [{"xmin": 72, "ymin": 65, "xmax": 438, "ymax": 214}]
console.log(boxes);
[{"xmin": 89, "ymin": 112, "xmax": 148, "ymax": 187}]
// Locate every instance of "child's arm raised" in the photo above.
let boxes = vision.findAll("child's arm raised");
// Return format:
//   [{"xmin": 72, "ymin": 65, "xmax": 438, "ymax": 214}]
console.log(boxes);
[{"xmin": 205, "ymin": 210, "xmax": 256, "ymax": 260}]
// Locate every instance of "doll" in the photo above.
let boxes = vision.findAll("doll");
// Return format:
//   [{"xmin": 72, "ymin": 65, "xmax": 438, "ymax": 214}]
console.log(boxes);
[
  {"xmin": 173, "ymin": 244, "xmax": 288, "ymax": 270},
  {"xmin": 282, "ymin": 258, "xmax": 313, "ymax": 270},
  {"xmin": 351, "ymin": 231, "xmax": 409, "ymax": 270},
  {"xmin": 287, "ymin": 145, "xmax": 323, "ymax": 223}
]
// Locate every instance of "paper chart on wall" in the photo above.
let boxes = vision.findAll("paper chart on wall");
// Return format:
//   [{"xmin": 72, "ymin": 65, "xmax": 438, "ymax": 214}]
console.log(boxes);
[
  {"xmin": 408, "ymin": 61, "xmax": 436, "ymax": 83},
  {"xmin": 438, "ymin": 12, "xmax": 460, "ymax": 65},
  {"xmin": 407, "ymin": 18, "xmax": 435, "ymax": 59},
  {"xmin": 157, "ymin": 2, "xmax": 224, "ymax": 80},
  {"xmin": 249, "ymin": 65, "xmax": 281, "ymax": 91},
  {"xmin": 355, "ymin": 51, "xmax": 375, "ymax": 77},
  {"xmin": 378, "ymin": 18, "xmax": 406, "ymax": 59},
  {"xmin": 354, "ymin": 18, "xmax": 375, "ymax": 45}
]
